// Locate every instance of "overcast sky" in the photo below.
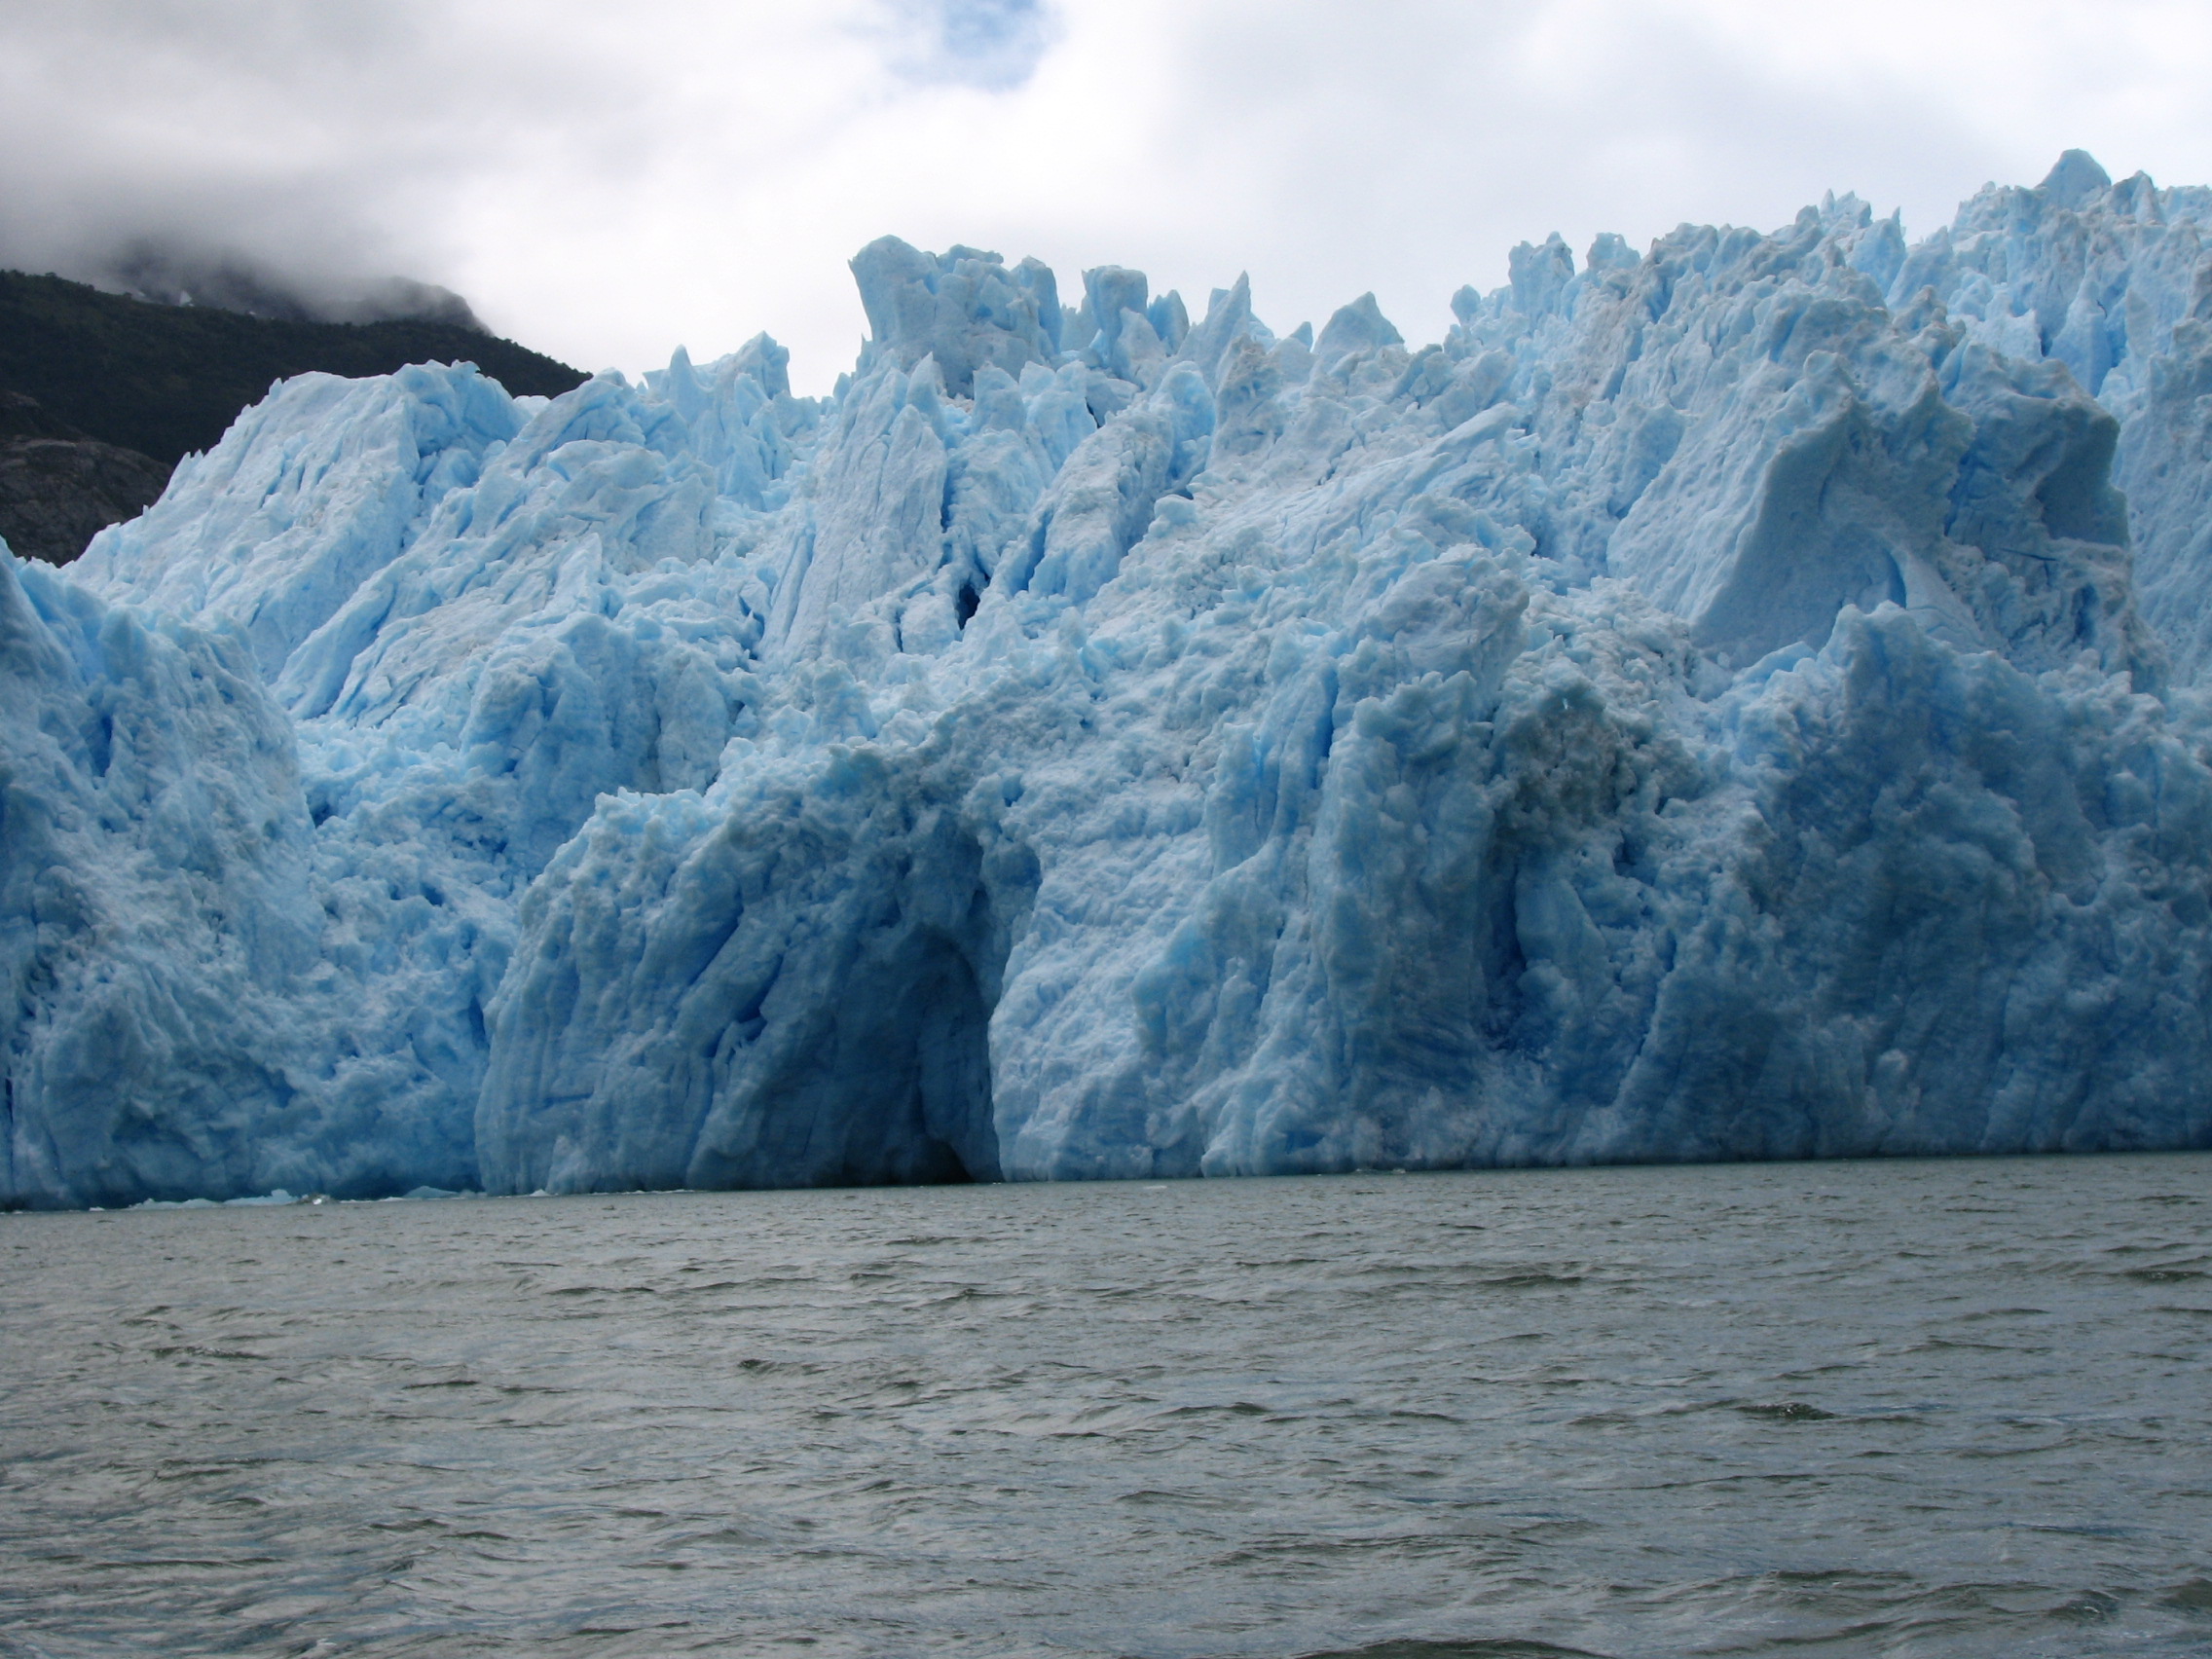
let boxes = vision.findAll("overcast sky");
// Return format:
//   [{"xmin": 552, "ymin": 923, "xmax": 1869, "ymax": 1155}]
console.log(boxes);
[{"xmin": 4, "ymin": 0, "xmax": 2210, "ymax": 392}]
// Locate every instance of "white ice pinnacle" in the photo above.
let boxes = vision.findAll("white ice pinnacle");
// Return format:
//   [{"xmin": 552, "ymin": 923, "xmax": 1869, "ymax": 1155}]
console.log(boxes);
[{"xmin": 8, "ymin": 153, "xmax": 2212, "ymax": 1205}]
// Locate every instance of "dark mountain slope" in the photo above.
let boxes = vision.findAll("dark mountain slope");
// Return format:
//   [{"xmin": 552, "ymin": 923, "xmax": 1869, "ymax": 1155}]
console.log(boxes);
[
  {"xmin": 0, "ymin": 391, "xmax": 171, "ymax": 565},
  {"xmin": 0, "ymin": 270, "xmax": 586, "ymax": 466}
]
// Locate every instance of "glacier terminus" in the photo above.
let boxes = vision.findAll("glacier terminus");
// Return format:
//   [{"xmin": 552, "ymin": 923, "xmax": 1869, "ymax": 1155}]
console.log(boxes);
[{"xmin": 9, "ymin": 152, "xmax": 2212, "ymax": 1207}]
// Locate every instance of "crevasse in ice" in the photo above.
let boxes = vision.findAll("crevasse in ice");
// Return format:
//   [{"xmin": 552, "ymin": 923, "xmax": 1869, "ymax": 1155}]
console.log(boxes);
[{"xmin": 8, "ymin": 153, "xmax": 2212, "ymax": 1206}]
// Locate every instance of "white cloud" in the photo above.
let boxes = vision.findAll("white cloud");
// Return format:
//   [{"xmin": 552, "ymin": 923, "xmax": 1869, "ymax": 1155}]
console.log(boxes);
[{"xmin": 2, "ymin": 0, "xmax": 2209, "ymax": 390}]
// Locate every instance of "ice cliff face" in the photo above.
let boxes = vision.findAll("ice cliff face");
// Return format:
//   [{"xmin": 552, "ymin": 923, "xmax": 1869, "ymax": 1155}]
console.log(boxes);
[{"xmin": 9, "ymin": 154, "xmax": 2212, "ymax": 1206}]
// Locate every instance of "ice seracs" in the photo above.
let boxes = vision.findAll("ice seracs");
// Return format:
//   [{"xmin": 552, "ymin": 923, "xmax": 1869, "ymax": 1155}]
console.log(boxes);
[{"xmin": 8, "ymin": 153, "xmax": 2212, "ymax": 1207}]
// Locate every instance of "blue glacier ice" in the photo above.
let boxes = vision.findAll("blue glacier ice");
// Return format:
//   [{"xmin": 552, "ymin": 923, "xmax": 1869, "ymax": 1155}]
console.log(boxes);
[{"xmin": 9, "ymin": 153, "xmax": 2212, "ymax": 1207}]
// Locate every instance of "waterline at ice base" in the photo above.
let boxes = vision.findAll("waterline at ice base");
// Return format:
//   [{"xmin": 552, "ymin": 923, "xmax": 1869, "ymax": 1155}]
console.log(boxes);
[{"xmin": 10, "ymin": 151, "xmax": 2212, "ymax": 1209}]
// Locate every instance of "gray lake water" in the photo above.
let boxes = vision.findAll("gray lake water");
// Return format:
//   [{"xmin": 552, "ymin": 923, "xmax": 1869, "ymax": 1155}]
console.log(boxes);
[{"xmin": 3, "ymin": 1154, "xmax": 2210, "ymax": 1658}]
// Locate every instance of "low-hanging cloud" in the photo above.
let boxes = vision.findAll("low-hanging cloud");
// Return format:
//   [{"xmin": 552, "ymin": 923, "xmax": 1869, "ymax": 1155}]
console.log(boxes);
[
  {"xmin": 2, "ymin": 0, "xmax": 2209, "ymax": 387},
  {"xmin": 0, "ymin": 0, "xmax": 507, "ymax": 318}
]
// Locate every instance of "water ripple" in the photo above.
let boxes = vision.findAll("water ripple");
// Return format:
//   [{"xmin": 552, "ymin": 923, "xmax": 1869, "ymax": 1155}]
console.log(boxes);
[{"xmin": 4, "ymin": 1153, "xmax": 2210, "ymax": 1657}]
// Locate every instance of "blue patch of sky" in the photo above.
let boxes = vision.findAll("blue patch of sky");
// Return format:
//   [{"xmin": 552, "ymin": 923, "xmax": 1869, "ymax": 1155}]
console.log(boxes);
[{"xmin": 881, "ymin": 0, "xmax": 1057, "ymax": 92}]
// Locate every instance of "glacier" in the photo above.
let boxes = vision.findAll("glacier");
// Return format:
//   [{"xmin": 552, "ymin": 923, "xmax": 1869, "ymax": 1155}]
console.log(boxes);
[{"xmin": 9, "ymin": 151, "xmax": 2212, "ymax": 1207}]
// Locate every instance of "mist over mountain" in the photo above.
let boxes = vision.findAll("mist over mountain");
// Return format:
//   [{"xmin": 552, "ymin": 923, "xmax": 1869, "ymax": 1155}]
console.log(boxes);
[{"xmin": 90, "ymin": 241, "xmax": 486, "ymax": 331}]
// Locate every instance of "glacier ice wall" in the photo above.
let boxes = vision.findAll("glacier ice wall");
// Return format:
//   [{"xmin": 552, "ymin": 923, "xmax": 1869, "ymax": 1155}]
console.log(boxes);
[{"xmin": 9, "ymin": 153, "xmax": 2212, "ymax": 1206}]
